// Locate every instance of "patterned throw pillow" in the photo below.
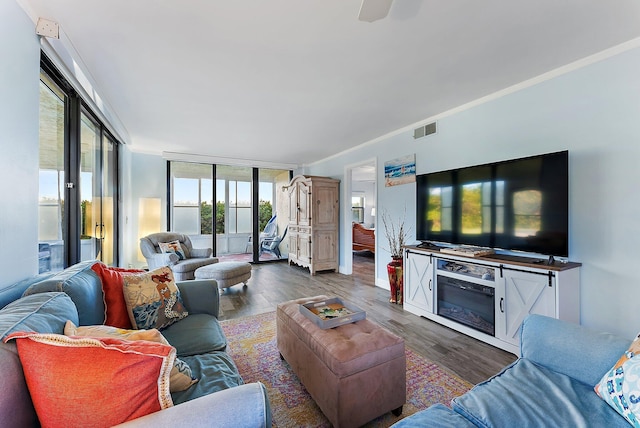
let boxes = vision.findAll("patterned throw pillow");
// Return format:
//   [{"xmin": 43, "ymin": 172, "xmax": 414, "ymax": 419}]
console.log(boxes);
[
  {"xmin": 158, "ymin": 240, "xmax": 186, "ymax": 260},
  {"xmin": 5, "ymin": 331, "xmax": 174, "ymax": 428},
  {"xmin": 595, "ymin": 334, "xmax": 640, "ymax": 426},
  {"xmin": 122, "ymin": 267, "xmax": 189, "ymax": 330}
]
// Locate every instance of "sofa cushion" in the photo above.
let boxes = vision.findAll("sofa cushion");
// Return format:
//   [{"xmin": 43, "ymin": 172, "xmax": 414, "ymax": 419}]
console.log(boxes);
[
  {"xmin": 0, "ymin": 292, "xmax": 78, "ymax": 340},
  {"xmin": 595, "ymin": 332, "xmax": 640, "ymax": 426},
  {"xmin": 22, "ymin": 260, "xmax": 105, "ymax": 325},
  {"xmin": 453, "ymin": 358, "xmax": 629, "ymax": 428},
  {"xmin": 161, "ymin": 313, "xmax": 227, "ymax": 356},
  {"xmin": 90, "ymin": 263, "xmax": 145, "ymax": 329},
  {"xmin": 0, "ymin": 292, "xmax": 77, "ymax": 428},
  {"xmin": 0, "ymin": 342, "xmax": 38, "ymax": 427},
  {"xmin": 64, "ymin": 321, "xmax": 198, "ymax": 393},
  {"xmin": 521, "ymin": 314, "xmax": 631, "ymax": 386},
  {"xmin": 7, "ymin": 332, "xmax": 175, "ymax": 428},
  {"xmin": 122, "ymin": 267, "xmax": 189, "ymax": 330},
  {"xmin": 391, "ymin": 403, "xmax": 476, "ymax": 428},
  {"xmin": 0, "ymin": 272, "xmax": 55, "ymax": 309},
  {"xmin": 171, "ymin": 351, "xmax": 244, "ymax": 405}
]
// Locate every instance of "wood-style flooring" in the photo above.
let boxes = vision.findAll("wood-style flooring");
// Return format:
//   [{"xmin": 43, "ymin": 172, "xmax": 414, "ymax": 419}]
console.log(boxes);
[{"xmin": 218, "ymin": 251, "xmax": 517, "ymax": 385}]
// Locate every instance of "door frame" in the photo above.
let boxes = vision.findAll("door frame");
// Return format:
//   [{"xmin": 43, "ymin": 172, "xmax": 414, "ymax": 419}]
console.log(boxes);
[{"xmin": 343, "ymin": 158, "xmax": 377, "ymax": 276}]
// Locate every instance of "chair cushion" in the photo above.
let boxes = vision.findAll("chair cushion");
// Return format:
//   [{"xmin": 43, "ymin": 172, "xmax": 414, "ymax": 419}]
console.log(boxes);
[
  {"xmin": 161, "ymin": 314, "xmax": 227, "ymax": 356},
  {"xmin": 452, "ymin": 358, "xmax": 629, "ymax": 428},
  {"xmin": 171, "ymin": 258, "xmax": 218, "ymax": 274}
]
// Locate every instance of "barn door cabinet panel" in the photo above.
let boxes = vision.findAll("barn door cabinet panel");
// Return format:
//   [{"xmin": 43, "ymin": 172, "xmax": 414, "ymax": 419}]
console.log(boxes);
[
  {"xmin": 402, "ymin": 246, "xmax": 580, "ymax": 355},
  {"xmin": 286, "ymin": 175, "xmax": 340, "ymax": 275}
]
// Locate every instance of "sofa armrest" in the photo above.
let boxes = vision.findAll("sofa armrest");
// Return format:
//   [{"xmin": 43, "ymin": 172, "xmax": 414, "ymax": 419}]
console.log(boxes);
[
  {"xmin": 176, "ymin": 280, "xmax": 220, "ymax": 318},
  {"xmin": 115, "ymin": 382, "xmax": 271, "ymax": 428},
  {"xmin": 520, "ymin": 314, "xmax": 630, "ymax": 385},
  {"xmin": 190, "ymin": 248, "xmax": 213, "ymax": 258},
  {"xmin": 146, "ymin": 252, "xmax": 179, "ymax": 270}
]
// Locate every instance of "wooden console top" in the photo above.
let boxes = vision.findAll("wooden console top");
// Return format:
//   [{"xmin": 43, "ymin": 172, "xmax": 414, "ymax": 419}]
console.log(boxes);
[{"xmin": 405, "ymin": 245, "xmax": 582, "ymax": 271}]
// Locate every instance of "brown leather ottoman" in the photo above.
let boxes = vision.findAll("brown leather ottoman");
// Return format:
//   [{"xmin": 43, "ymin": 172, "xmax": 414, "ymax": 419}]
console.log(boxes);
[{"xmin": 276, "ymin": 295, "xmax": 406, "ymax": 428}]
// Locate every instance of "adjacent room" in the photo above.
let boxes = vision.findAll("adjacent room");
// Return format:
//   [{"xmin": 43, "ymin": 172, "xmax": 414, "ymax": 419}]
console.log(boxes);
[{"xmin": 2, "ymin": 0, "xmax": 640, "ymax": 426}]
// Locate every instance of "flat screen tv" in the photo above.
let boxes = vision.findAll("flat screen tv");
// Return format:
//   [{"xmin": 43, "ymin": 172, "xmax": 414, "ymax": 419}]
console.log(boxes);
[{"xmin": 416, "ymin": 150, "xmax": 569, "ymax": 257}]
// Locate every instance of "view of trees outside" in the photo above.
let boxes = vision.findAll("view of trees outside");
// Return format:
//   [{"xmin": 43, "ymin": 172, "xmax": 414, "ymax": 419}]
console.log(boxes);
[
  {"xmin": 427, "ymin": 187, "xmax": 452, "ymax": 233},
  {"xmin": 200, "ymin": 200, "xmax": 273, "ymax": 234},
  {"xmin": 461, "ymin": 183, "xmax": 485, "ymax": 234},
  {"xmin": 427, "ymin": 182, "xmax": 541, "ymax": 237}
]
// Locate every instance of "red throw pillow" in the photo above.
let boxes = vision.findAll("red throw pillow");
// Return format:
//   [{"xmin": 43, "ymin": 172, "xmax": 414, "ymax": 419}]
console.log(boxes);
[
  {"xmin": 6, "ymin": 332, "xmax": 174, "ymax": 428},
  {"xmin": 91, "ymin": 263, "xmax": 145, "ymax": 329}
]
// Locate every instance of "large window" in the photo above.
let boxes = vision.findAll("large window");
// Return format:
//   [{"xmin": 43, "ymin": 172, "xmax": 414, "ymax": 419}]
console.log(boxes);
[
  {"xmin": 38, "ymin": 73, "xmax": 66, "ymax": 272},
  {"xmin": 38, "ymin": 55, "xmax": 121, "ymax": 271},
  {"xmin": 169, "ymin": 161, "xmax": 291, "ymax": 262},
  {"xmin": 169, "ymin": 162, "xmax": 214, "ymax": 251}
]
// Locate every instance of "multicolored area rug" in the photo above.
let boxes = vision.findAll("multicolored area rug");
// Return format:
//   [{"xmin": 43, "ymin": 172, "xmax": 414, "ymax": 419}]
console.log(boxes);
[{"xmin": 221, "ymin": 311, "xmax": 473, "ymax": 427}]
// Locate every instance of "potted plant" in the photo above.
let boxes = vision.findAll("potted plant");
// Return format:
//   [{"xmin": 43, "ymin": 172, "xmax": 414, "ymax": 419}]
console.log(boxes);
[{"xmin": 381, "ymin": 209, "xmax": 409, "ymax": 304}]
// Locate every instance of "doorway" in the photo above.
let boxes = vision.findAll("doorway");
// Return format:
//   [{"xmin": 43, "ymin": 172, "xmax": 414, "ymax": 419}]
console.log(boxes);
[{"xmin": 346, "ymin": 160, "xmax": 376, "ymax": 282}]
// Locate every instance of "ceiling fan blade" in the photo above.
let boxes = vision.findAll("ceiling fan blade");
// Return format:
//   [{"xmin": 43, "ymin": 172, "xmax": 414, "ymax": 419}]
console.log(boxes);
[{"xmin": 358, "ymin": 0, "xmax": 393, "ymax": 22}]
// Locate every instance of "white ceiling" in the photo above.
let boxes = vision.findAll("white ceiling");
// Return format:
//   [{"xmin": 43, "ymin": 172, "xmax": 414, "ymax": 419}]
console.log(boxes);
[{"xmin": 18, "ymin": 0, "xmax": 640, "ymax": 167}]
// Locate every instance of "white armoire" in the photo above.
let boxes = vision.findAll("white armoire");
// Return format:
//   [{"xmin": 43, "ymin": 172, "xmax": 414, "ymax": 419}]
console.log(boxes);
[{"xmin": 286, "ymin": 175, "xmax": 340, "ymax": 275}]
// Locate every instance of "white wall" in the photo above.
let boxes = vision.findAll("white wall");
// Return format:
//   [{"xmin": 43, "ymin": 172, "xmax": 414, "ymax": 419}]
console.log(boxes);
[
  {"xmin": 0, "ymin": 1, "xmax": 41, "ymax": 286},
  {"xmin": 306, "ymin": 45, "xmax": 640, "ymax": 340}
]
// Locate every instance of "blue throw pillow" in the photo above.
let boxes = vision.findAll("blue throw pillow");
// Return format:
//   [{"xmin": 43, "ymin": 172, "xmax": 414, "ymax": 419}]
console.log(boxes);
[{"xmin": 0, "ymin": 292, "xmax": 78, "ymax": 339}]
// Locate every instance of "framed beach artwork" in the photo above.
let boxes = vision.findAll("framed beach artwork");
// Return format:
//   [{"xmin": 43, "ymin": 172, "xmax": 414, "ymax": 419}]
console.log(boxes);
[{"xmin": 384, "ymin": 154, "xmax": 416, "ymax": 187}]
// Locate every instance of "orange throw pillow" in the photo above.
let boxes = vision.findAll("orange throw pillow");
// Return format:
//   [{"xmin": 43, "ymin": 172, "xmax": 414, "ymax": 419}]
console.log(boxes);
[
  {"xmin": 91, "ymin": 263, "xmax": 145, "ymax": 329},
  {"xmin": 5, "ymin": 332, "xmax": 174, "ymax": 428},
  {"xmin": 64, "ymin": 321, "xmax": 198, "ymax": 392}
]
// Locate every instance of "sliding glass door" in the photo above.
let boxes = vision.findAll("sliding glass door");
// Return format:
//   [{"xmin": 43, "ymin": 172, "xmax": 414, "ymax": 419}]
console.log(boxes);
[
  {"xmin": 169, "ymin": 162, "xmax": 291, "ymax": 263},
  {"xmin": 216, "ymin": 165, "xmax": 253, "ymax": 257},
  {"xmin": 169, "ymin": 162, "xmax": 214, "ymax": 250},
  {"xmin": 38, "ymin": 73, "xmax": 66, "ymax": 272},
  {"xmin": 77, "ymin": 111, "xmax": 118, "ymax": 266},
  {"xmin": 257, "ymin": 169, "xmax": 291, "ymax": 261},
  {"xmin": 38, "ymin": 59, "xmax": 121, "ymax": 272}
]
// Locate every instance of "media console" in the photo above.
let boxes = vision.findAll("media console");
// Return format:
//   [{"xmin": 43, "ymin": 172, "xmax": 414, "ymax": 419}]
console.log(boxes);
[{"xmin": 403, "ymin": 245, "xmax": 581, "ymax": 355}]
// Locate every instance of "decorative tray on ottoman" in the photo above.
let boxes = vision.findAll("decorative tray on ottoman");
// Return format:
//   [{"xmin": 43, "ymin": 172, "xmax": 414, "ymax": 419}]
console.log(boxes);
[{"xmin": 299, "ymin": 297, "xmax": 366, "ymax": 329}]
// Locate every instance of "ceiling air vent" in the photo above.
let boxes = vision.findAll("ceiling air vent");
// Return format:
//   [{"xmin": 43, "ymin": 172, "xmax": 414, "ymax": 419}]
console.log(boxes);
[{"xmin": 414, "ymin": 122, "xmax": 437, "ymax": 139}]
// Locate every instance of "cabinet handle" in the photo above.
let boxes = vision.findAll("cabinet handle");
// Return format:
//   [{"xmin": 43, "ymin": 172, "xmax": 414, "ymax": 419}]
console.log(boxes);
[
  {"xmin": 428, "ymin": 279, "xmax": 432, "ymax": 291},
  {"xmin": 500, "ymin": 297, "xmax": 504, "ymax": 313}
]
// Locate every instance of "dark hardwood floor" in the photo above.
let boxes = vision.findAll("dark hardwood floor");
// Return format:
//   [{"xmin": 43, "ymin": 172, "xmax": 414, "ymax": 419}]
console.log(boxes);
[{"xmin": 218, "ymin": 251, "xmax": 517, "ymax": 385}]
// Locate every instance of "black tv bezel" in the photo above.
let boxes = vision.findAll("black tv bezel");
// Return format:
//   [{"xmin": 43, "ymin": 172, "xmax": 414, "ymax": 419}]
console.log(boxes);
[{"xmin": 416, "ymin": 150, "xmax": 569, "ymax": 257}]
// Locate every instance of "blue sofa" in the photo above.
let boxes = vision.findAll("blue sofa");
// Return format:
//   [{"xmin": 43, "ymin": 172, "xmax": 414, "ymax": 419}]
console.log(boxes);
[
  {"xmin": 0, "ymin": 260, "xmax": 271, "ymax": 427},
  {"xmin": 393, "ymin": 314, "xmax": 632, "ymax": 427}
]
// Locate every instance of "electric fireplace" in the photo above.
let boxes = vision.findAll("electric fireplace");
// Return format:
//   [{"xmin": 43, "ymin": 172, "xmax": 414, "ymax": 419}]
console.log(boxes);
[{"xmin": 437, "ymin": 275, "xmax": 495, "ymax": 336}]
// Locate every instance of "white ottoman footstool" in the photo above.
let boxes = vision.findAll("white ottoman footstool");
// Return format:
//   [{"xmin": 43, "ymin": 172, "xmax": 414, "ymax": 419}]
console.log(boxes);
[{"xmin": 194, "ymin": 261, "xmax": 252, "ymax": 290}]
